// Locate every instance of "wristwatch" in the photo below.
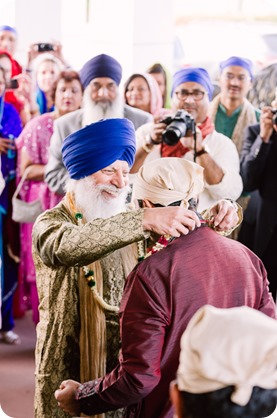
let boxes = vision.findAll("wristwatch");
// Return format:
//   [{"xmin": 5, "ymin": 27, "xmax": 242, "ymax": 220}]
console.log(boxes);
[{"xmin": 195, "ymin": 147, "xmax": 208, "ymax": 157}]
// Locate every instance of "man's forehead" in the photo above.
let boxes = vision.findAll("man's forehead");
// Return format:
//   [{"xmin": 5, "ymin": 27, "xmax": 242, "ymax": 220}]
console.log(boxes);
[
  {"xmin": 90, "ymin": 77, "xmax": 116, "ymax": 85},
  {"xmin": 104, "ymin": 160, "xmax": 130, "ymax": 170},
  {"xmin": 175, "ymin": 81, "xmax": 204, "ymax": 91}
]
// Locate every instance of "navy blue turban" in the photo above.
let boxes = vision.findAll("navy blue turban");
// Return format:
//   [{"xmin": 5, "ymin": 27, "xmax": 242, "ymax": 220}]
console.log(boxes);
[
  {"xmin": 62, "ymin": 118, "xmax": 136, "ymax": 180},
  {"xmin": 171, "ymin": 67, "xmax": 214, "ymax": 101},
  {"xmin": 79, "ymin": 54, "xmax": 122, "ymax": 89},
  {"xmin": 219, "ymin": 56, "xmax": 254, "ymax": 80}
]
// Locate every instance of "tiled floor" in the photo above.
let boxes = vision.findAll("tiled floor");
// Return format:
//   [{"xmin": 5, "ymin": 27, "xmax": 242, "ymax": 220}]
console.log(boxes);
[
  {"xmin": 0, "ymin": 310, "xmax": 36, "ymax": 418},
  {"xmin": 0, "ymin": 310, "xmax": 276, "ymax": 418}
]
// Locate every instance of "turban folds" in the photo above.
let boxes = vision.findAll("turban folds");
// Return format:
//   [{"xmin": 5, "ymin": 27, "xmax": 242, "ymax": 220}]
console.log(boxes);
[
  {"xmin": 79, "ymin": 54, "xmax": 122, "ymax": 89},
  {"xmin": 171, "ymin": 67, "xmax": 214, "ymax": 100},
  {"xmin": 219, "ymin": 56, "xmax": 254, "ymax": 80},
  {"xmin": 62, "ymin": 118, "xmax": 136, "ymax": 180},
  {"xmin": 132, "ymin": 157, "xmax": 204, "ymax": 207},
  {"xmin": 177, "ymin": 305, "xmax": 277, "ymax": 406}
]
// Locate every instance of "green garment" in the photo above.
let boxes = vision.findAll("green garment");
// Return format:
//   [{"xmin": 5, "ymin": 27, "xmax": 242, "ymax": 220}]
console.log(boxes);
[
  {"xmin": 32, "ymin": 201, "xmax": 145, "ymax": 418},
  {"xmin": 215, "ymin": 103, "xmax": 260, "ymax": 139}
]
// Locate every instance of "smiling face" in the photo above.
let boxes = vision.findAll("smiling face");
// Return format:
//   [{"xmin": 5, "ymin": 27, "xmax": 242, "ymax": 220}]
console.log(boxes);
[
  {"xmin": 219, "ymin": 65, "xmax": 252, "ymax": 104},
  {"xmin": 125, "ymin": 76, "xmax": 151, "ymax": 113},
  {"xmin": 90, "ymin": 160, "xmax": 130, "ymax": 200}
]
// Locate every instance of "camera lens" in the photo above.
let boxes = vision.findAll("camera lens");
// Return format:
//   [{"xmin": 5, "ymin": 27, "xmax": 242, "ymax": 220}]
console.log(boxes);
[{"xmin": 162, "ymin": 127, "xmax": 183, "ymax": 145}]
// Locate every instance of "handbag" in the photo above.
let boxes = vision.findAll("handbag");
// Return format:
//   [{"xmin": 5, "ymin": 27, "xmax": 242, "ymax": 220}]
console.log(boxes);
[{"xmin": 12, "ymin": 167, "xmax": 43, "ymax": 223}]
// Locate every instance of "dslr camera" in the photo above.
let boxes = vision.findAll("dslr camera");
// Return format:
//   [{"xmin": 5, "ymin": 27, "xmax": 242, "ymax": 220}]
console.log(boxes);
[
  {"xmin": 161, "ymin": 109, "xmax": 196, "ymax": 146},
  {"xmin": 271, "ymin": 109, "xmax": 277, "ymax": 126}
]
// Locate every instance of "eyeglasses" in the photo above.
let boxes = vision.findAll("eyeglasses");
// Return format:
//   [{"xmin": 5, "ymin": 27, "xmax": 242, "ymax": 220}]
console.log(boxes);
[{"xmin": 174, "ymin": 89, "xmax": 207, "ymax": 101}]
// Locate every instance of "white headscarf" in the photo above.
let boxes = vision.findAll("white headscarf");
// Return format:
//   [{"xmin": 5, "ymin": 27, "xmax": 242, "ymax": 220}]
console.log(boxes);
[
  {"xmin": 177, "ymin": 305, "xmax": 277, "ymax": 406},
  {"xmin": 132, "ymin": 157, "xmax": 204, "ymax": 208}
]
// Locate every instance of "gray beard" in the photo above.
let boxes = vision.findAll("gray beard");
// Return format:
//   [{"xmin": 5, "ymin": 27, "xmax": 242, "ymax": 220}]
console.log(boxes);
[
  {"xmin": 81, "ymin": 88, "xmax": 124, "ymax": 127},
  {"xmin": 66, "ymin": 177, "xmax": 129, "ymax": 222}
]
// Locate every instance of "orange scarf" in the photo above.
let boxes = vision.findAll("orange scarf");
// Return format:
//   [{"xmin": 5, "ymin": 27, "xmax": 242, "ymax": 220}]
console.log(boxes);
[{"xmin": 161, "ymin": 116, "xmax": 214, "ymax": 158}]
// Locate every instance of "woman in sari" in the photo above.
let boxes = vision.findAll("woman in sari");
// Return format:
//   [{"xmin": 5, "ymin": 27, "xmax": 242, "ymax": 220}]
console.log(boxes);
[{"xmin": 16, "ymin": 70, "xmax": 83, "ymax": 324}]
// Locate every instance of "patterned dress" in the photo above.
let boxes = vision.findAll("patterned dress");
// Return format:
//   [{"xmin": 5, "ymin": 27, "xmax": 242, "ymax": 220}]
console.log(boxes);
[
  {"xmin": 32, "ymin": 202, "xmax": 145, "ymax": 418},
  {"xmin": 16, "ymin": 113, "xmax": 63, "ymax": 323}
]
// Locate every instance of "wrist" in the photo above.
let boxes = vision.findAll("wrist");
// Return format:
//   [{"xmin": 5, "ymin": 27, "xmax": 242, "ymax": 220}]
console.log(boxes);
[{"xmin": 195, "ymin": 147, "xmax": 208, "ymax": 157}]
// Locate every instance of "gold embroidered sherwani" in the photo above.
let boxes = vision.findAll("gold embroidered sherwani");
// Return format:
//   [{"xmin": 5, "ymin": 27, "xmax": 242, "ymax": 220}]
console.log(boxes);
[{"xmin": 32, "ymin": 201, "xmax": 145, "ymax": 418}]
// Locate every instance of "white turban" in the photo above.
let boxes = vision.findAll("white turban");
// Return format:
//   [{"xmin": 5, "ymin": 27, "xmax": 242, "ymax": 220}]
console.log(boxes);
[
  {"xmin": 177, "ymin": 305, "xmax": 277, "ymax": 406},
  {"xmin": 132, "ymin": 157, "xmax": 204, "ymax": 208}
]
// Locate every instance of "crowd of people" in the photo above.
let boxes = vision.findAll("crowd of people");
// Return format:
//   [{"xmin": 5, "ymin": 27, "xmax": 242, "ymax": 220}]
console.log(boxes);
[{"xmin": 0, "ymin": 22, "xmax": 276, "ymax": 418}]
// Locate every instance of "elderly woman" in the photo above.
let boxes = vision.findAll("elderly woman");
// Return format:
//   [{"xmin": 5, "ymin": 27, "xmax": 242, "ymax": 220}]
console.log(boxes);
[{"xmin": 16, "ymin": 70, "xmax": 83, "ymax": 324}]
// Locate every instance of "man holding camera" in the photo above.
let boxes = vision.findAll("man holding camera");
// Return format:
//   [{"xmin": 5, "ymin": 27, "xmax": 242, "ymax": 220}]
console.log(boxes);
[
  {"xmin": 132, "ymin": 67, "xmax": 243, "ymax": 212},
  {"xmin": 239, "ymin": 105, "xmax": 277, "ymax": 302}
]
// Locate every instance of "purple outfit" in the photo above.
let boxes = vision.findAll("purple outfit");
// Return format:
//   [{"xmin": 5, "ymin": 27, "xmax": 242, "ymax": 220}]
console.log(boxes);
[
  {"xmin": 76, "ymin": 225, "xmax": 276, "ymax": 418},
  {"xmin": 16, "ymin": 113, "xmax": 63, "ymax": 323}
]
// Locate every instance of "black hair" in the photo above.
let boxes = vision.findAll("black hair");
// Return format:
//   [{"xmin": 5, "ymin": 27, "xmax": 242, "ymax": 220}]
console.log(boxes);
[{"xmin": 181, "ymin": 386, "xmax": 277, "ymax": 418}]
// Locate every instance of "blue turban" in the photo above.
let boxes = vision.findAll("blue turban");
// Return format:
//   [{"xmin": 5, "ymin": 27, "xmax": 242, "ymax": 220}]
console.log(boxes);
[
  {"xmin": 62, "ymin": 118, "xmax": 136, "ymax": 180},
  {"xmin": 219, "ymin": 56, "xmax": 254, "ymax": 80},
  {"xmin": 171, "ymin": 67, "xmax": 214, "ymax": 101},
  {"xmin": 0, "ymin": 25, "xmax": 17, "ymax": 36},
  {"xmin": 79, "ymin": 54, "xmax": 122, "ymax": 89}
]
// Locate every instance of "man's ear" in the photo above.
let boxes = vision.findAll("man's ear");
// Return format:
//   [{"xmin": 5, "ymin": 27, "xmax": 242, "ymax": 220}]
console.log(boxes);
[
  {"xmin": 170, "ymin": 381, "xmax": 185, "ymax": 418},
  {"xmin": 142, "ymin": 199, "xmax": 155, "ymax": 208}
]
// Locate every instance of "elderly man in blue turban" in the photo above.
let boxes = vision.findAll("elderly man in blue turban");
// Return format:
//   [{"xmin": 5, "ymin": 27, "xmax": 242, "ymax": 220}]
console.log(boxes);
[
  {"xmin": 33, "ymin": 117, "xmax": 219, "ymax": 418},
  {"xmin": 45, "ymin": 53, "xmax": 153, "ymax": 197},
  {"xmin": 133, "ymin": 66, "xmax": 243, "ymax": 213}
]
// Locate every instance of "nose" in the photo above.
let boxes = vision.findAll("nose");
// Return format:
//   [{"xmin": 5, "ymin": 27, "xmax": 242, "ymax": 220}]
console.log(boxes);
[
  {"xmin": 64, "ymin": 89, "xmax": 73, "ymax": 98},
  {"xmin": 98, "ymin": 86, "xmax": 109, "ymax": 97},
  {"xmin": 111, "ymin": 171, "xmax": 126, "ymax": 189}
]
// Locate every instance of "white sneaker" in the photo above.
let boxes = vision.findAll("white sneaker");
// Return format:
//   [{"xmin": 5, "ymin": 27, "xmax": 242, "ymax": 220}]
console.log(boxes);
[{"xmin": 0, "ymin": 330, "xmax": 21, "ymax": 345}]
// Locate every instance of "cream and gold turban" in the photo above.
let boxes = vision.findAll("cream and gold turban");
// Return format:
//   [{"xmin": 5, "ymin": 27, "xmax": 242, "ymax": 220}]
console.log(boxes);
[
  {"xmin": 177, "ymin": 305, "xmax": 277, "ymax": 406},
  {"xmin": 132, "ymin": 157, "xmax": 204, "ymax": 208}
]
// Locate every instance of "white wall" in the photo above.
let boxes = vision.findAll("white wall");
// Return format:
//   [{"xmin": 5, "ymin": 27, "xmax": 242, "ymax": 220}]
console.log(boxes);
[{"xmin": 1, "ymin": 0, "xmax": 175, "ymax": 86}]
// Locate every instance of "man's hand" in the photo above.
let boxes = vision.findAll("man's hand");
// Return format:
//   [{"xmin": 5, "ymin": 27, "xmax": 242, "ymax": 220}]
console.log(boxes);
[
  {"xmin": 206, "ymin": 199, "xmax": 240, "ymax": 232},
  {"xmin": 260, "ymin": 106, "xmax": 274, "ymax": 143},
  {"xmin": 54, "ymin": 380, "xmax": 81, "ymax": 416},
  {"xmin": 143, "ymin": 206, "xmax": 201, "ymax": 237}
]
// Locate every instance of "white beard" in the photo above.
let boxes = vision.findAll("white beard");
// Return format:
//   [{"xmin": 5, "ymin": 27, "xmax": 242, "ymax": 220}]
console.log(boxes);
[
  {"xmin": 81, "ymin": 87, "xmax": 124, "ymax": 127},
  {"xmin": 66, "ymin": 177, "xmax": 130, "ymax": 221}
]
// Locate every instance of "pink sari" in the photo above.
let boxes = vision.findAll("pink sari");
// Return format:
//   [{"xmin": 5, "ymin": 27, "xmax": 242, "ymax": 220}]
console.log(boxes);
[{"xmin": 16, "ymin": 113, "xmax": 63, "ymax": 323}]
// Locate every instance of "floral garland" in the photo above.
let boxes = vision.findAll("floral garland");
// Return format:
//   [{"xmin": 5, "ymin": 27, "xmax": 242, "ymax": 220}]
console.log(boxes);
[{"xmin": 75, "ymin": 212, "xmax": 120, "ymax": 314}]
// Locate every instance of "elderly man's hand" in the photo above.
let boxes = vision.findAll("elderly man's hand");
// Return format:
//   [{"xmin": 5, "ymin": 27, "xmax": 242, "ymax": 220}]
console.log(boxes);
[
  {"xmin": 143, "ymin": 206, "xmax": 201, "ymax": 237},
  {"xmin": 54, "ymin": 380, "xmax": 81, "ymax": 416},
  {"xmin": 207, "ymin": 199, "xmax": 240, "ymax": 232}
]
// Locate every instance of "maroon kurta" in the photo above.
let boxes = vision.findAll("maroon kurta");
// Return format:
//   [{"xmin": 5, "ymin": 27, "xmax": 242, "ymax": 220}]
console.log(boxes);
[{"xmin": 77, "ymin": 225, "xmax": 277, "ymax": 417}]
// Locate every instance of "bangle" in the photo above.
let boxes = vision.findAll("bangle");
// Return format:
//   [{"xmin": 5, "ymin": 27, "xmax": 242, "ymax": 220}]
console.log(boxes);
[{"xmin": 195, "ymin": 148, "xmax": 208, "ymax": 157}]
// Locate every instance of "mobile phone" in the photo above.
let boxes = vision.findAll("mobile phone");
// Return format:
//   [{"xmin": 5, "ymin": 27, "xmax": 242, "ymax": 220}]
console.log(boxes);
[
  {"xmin": 36, "ymin": 43, "xmax": 54, "ymax": 52},
  {"xmin": 7, "ymin": 79, "xmax": 19, "ymax": 89}
]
